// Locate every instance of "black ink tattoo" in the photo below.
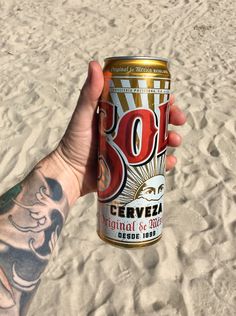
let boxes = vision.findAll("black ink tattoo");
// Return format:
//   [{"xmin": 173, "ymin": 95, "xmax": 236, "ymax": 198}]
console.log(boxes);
[{"xmin": 0, "ymin": 169, "xmax": 69, "ymax": 315}]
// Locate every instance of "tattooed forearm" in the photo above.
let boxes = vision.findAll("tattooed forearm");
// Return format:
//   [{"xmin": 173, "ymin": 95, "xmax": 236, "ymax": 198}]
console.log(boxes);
[{"xmin": 0, "ymin": 168, "xmax": 69, "ymax": 316}]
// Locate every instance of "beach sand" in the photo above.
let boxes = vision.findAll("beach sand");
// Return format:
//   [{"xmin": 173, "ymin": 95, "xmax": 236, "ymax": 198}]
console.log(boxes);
[{"xmin": 0, "ymin": 0, "xmax": 235, "ymax": 315}]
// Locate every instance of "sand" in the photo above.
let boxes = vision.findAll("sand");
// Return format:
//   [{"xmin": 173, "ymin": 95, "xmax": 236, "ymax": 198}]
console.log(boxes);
[{"xmin": 0, "ymin": 0, "xmax": 235, "ymax": 315}]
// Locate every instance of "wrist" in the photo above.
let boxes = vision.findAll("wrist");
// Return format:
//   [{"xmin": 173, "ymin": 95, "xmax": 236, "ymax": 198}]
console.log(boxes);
[{"xmin": 37, "ymin": 150, "xmax": 81, "ymax": 206}]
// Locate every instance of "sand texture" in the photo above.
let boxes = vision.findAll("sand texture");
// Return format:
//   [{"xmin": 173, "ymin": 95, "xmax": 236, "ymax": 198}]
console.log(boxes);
[{"xmin": 0, "ymin": 0, "xmax": 236, "ymax": 315}]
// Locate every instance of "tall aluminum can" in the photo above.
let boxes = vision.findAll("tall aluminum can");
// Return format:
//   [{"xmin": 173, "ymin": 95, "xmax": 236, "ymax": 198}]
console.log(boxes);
[{"xmin": 97, "ymin": 56, "xmax": 171, "ymax": 247}]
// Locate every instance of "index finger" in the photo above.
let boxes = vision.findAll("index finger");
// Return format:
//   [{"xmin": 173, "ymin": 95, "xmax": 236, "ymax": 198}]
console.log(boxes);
[{"xmin": 168, "ymin": 95, "xmax": 186, "ymax": 125}]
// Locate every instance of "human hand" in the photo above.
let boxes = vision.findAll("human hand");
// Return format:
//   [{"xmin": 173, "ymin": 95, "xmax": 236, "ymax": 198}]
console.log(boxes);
[{"xmin": 55, "ymin": 61, "xmax": 186, "ymax": 197}]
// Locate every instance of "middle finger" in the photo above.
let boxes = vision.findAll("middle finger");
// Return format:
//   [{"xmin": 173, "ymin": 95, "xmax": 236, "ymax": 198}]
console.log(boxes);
[{"xmin": 168, "ymin": 131, "xmax": 182, "ymax": 147}]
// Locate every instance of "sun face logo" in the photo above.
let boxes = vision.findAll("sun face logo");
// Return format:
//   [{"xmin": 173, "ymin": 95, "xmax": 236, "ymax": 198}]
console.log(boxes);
[
  {"xmin": 116, "ymin": 152, "xmax": 166, "ymax": 206},
  {"xmin": 135, "ymin": 175, "xmax": 165, "ymax": 201},
  {"xmin": 125, "ymin": 175, "xmax": 165, "ymax": 207}
]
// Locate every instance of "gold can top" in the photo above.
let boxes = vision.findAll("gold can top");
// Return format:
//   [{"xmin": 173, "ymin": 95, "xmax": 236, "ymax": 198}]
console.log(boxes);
[
  {"xmin": 103, "ymin": 56, "xmax": 170, "ymax": 78},
  {"xmin": 104, "ymin": 56, "xmax": 168, "ymax": 62}
]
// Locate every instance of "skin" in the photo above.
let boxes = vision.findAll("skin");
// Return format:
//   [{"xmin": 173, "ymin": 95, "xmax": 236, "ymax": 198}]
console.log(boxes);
[{"xmin": 0, "ymin": 61, "xmax": 186, "ymax": 315}]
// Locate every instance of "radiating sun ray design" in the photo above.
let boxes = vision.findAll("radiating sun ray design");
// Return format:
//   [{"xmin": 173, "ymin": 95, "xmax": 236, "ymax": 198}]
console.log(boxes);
[
  {"xmin": 109, "ymin": 79, "xmax": 124, "ymax": 118},
  {"xmin": 118, "ymin": 152, "xmax": 166, "ymax": 204},
  {"xmin": 120, "ymin": 79, "xmax": 136, "ymax": 110},
  {"xmin": 138, "ymin": 79, "xmax": 149, "ymax": 109},
  {"xmin": 154, "ymin": 80, "xmax": 161, "ymax": 106},
  {"xmin": 101, "ymin": 75, "xmax": 170, "ymax": 205},
  {"xmin": 163, "ymin": 80, "xmax": 170, "ymax": 102}
]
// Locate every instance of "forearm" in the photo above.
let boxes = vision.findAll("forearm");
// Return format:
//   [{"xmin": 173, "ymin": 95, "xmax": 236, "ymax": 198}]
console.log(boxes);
[{"xmin": 0, "ymin": 151, "xmax": 80, "ymax": 316}]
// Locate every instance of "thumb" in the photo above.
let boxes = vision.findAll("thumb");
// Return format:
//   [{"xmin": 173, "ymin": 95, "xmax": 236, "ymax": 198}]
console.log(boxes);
[
  {"xmin": 78, "ymin": 61, "xmax": 104, "ymax": 111},
  {"xmin": 65, "ymin": 61, "xmax": 104, "ymax": 132}
]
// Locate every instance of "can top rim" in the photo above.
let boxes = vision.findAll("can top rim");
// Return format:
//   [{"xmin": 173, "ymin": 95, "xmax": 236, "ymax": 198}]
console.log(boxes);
[{"xmin": 104, "ymin": 56, "xmax": 169, "ymax": 62}]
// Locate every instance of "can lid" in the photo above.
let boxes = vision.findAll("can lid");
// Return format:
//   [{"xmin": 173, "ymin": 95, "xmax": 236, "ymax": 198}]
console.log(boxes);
[{"xmin": 104, "ymin": 56, "xmax": 169, "ymax": 62}]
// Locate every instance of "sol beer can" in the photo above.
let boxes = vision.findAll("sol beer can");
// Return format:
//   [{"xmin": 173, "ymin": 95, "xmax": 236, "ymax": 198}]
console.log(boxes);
[{"xmin": 97, "ymin": 56, "xmax": 171, "ymax": 247}]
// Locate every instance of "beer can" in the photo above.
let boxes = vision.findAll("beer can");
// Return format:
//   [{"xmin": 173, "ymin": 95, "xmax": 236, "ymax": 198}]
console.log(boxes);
[{"xmin": 97, "ymin": 56, "xmax": 171, "ymax": 248}]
